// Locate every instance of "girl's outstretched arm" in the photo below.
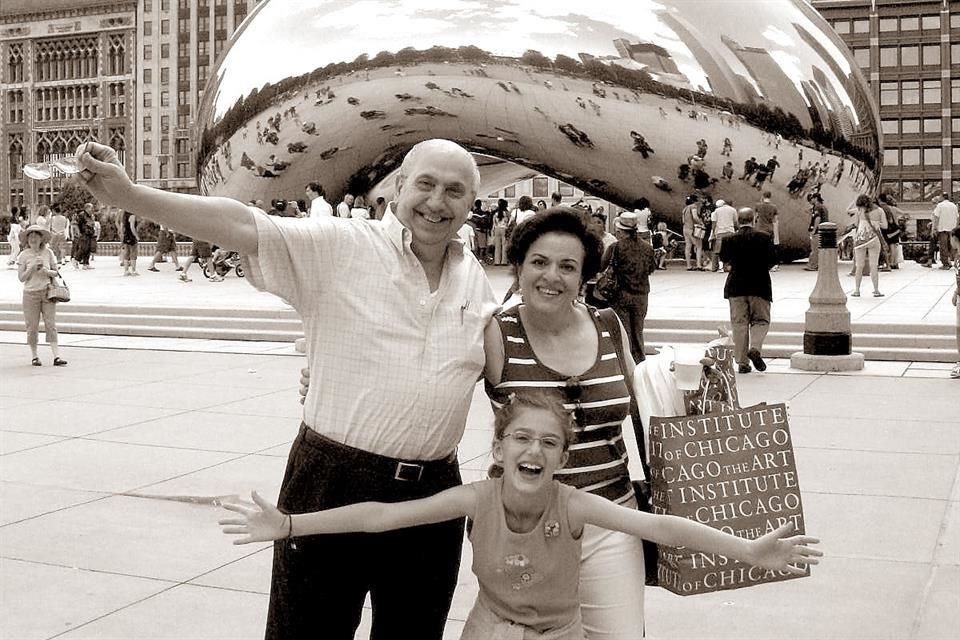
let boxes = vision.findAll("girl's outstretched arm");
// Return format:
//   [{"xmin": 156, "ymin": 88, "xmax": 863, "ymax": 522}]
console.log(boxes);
[
  {"xmin": 570, "ymin": 491, "xmax": 822, "ymax": 574},
  {"xmin": 219, "ymin": 484, "xmax": 478, "ymax": 545}
]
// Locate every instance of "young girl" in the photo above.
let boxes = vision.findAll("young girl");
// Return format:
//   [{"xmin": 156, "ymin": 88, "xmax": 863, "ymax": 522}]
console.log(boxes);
[{"xmin": 220, "ymin": 392, "xmax": 821, "ymax": 639}]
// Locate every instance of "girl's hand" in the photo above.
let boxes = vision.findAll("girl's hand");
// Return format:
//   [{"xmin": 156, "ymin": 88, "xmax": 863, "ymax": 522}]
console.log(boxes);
[
  {"xmin": 749, "ymin": 522, "xmax": 822, "ymax": 575},
  {"xmin": 299, "ymin": 367, "xmax": 310, "ymax": 405},
  {"xmin": 219, "ymin": 491, "xmax": 287, "ymax": 544}
]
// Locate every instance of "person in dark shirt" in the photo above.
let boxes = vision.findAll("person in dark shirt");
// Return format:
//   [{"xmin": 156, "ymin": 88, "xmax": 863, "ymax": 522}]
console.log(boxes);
[
  {"xmin": 602, "ymin": 211, "xmax": 657, "ymax": 362},
  {"xmin": 719, "ymin": 208, "xmax": 777, "ymax": 374}
]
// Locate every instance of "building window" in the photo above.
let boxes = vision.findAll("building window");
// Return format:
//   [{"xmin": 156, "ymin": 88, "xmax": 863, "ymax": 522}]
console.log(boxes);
[
  {"xmin": 145, "ymin": 0, "xmax": 153, "ymax": 11},
  {"xmin": 882, "ymin": 149, "xmax": 899, "ymax": 167},
  {"xmin": 143, "ymin": 139, "xmax": 152, "ymax": 155},
  {"xmin": 878, "ymin": 17, "xmax": 898, "ymax": 32},
  {"xmin": 198, "ymin": 16, "xmax": 210, "ymax": 31},
  {"xmin": 198, "ymin": 41, "xmax": 209, "ymax": 57},
  {"xmin": 161, "ymin": 115, "xmax": 170, "ymax": 132},
  {"xmin": 177, "ymin": 113, "xmax": 190, "ymax": 128},
  {"xmin": 161, "ymin": 67, "xmax": 170, "ymax": 84},
  {"xmin": 161, "ymin": 43, "xmax": 170, "ymax": 59},
  {"xmin": 922, "ymin": 80, "xmax": 941, "ymax": 104},
  {"xmin": 952, "ymin": 79, "xmax": 960, "ymax": 103},
  {"xmin": 144, "ymin": 21, "xmax": 152, "ymax": 36},
  {"xmin": 532, "ymin": 176, "xmax": 548, "ymax": 198},
  {"xmin": 952, "ymin": 44, "xmax": 960, "ymax": 66},
  {"xmin": 161, "ymin": 91, "xmax": 169, "ymax": 106},
  {"xmin": 162, "ymin": 0, "xmax": 170, "ymax": 10},
  {"xmin": 7, "ymin": 42, "xmax": 24, "ymax": 83},
  {"xmin": 143, "ymin": 115, "xmax": 152, "ymax": 131},
  {"xmin": 880, "ymin": 181, "xmax": 900, "ymax": 200},
  {"xmin": 922, "ymin": 45, "xmax": 940, "ymax": 66},
  {"xmin": 179, "ymin": 0, "xmax": 189, "ymax": 9},
  {"xmin": 160, "ymin": 138, "xmax": 169, "ymax": 154},
  {"xmin": 215, "ymin": 39, "xmax": 224, "ymax": 56},
  {"xmin": 952, "ymin": 13, "xmax": 960, "ymax": 29},
  {"xmin": 922, "ymin": 181, "xmax": 942, "ymax": 201},
  {"xmin": 159, "ymin": 160, "xmax": 169, "ymax": 179},
  {"xmin": 901, "ymin": 148, "xmax": 920, "ymax": 166},
  {"xmin": 853, "ymin": 19, "xmax": 869, "ymax": 34},
  {"xmin": 923, "ymin": 118, "xmax": 941, "ymax": 133},
  {"xmin": 833, "ymin": 20, "xmax": 850, "ymax": 34},
  {"xmin": 179, "ymin": 17, "xmax": 190, "ymax": 32},
  {"xmin": 921, "ymin": 15, "xmax": 940, "ymax": 30},
  {"xmin": 503, "ymin": 185, "xmax": 516, "ymax": 198},
  {"xmin": 144, "ymin": 44, "xmax": 153, "ymax": 61},
  {"xmin": 177, "ymin": 162, "xmax": 190, "ymax": 178},
  {"xmin": 215, "ymin": 15, "xmax": 226, "ymax": 30},
  {"xmin": 178, "ymin": 89, "xmax": 189, "ymax": 105},
  {"xmin": 879, "ymin": 47, "xmax": 898, "ymax": 67},
  {"xmin": 144, "ymin": 92, "xmax": 152, "ymax": 107},
  {"xmin": 952, "ymin": 117, "xmax": 960, "ymax": 133},
  {"xmin": 923, "ymin": 148, "xmax": 941, "ymax": 166},
  {"xmin": 902, "ymin": 81, "xmax": 920, "ymax": 105},
  {"xmin": 8, "ymin": 134, "xmax": 24, "ymax": 180},
  {"xmin": 853, "ymin": 48, "xmax": 870, "ymax": 69},
  {"xmin": 900, "ymin": 45, "xmax": 919, "ymax": 66},
  {"xmin": 161, "ymin": 20, "xmax": 170, "ymax": 35},
  {"xmin": 902, "ymin": 180, "xmax": 922, "ymax": 201},
  {"xmin": 900, "ymin": 16, "xmax": 919, "ymax": 31},
  {"xmin": 953, "ymin": 148, "xmax": 960, "ymax": 166},
  {"xmin": 143, "ymin": 68, "xmax": 152, "ymax": 83},
  {"xmin": 880, "ymin": 82, "xmax": 898, "ymax": 106},
  {"xmin": 143, "ymin": 164, "xmax": 152, "ymax": 179},
  {"xmin": 176, "ymin": 138, "xmax": 189, "ymax": 154},
  {"xmin": 198, "ymin": 63, "xmax": 209, "ymax": 83},
  {"xmin": 108, "ymin": 34, "xmax": 127, "ymax": 75},
  {"xmin": 881, "ymin": 119, "xmax": 898, "ymax": 135}
]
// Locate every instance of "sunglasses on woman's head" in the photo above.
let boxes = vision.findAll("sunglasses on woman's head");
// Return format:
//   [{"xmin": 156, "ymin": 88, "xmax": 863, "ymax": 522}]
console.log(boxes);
[{"xmin": 564, "ymin": 377, "xmax": 585, "ymax": 425}]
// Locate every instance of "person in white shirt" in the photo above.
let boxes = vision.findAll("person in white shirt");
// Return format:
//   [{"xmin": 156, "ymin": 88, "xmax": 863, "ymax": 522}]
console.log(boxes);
[
  {"xmin": 305, "ymin": 182, "xmax": 333, "ymax": 218},
  {"xmin": 932, "ymin": 193, "xmax": 959, "ymax": 269},
  {"xmin": 75, "ymin": 137, "xmax": 497, "ymax": 640},
  {"xmin": 349, "ymin": 195, "xmax": 370, "ymax": 219},
  {"xmin": 336, "ymin": 193, "xmax": 354, "ymax": 218},
  {"xmin": 711, "ymin": 199, "xmax": 739, "ymax": 271},
  {"xmin": 633, "ymin": 198, "xmax": 652, "ymax": 240}
]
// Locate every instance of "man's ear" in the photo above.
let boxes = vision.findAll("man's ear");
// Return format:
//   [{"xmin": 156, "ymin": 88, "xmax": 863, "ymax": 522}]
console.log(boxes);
[{"xmin": 394, "ymin": 173, "xmax": 405, "ymax": 197}]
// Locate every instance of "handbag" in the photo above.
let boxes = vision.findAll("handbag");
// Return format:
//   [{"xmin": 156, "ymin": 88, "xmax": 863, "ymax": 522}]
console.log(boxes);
[
  {"xmin": 46, "ymin": 270, "xmax": 70, "ymax": 303},
  {"xmin": 593, "ymin": 244, "xmax": 620, "ymax": 302},
  {"xmin": 853, "ymin": 210, "xmax": 880, "ymax": 248},
  {"xmin": 692, "ymin": 224, "xmax": 707, "ymax": 240},
  {"xmin": 597, "ymin": 308, "xmax": 658, "ymax": 586}
]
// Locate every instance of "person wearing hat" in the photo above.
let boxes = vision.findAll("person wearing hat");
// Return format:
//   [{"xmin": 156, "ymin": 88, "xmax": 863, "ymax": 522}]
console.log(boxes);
[
  {"xmin": 16, "ymin": 224, "xmax": 67, "ymax": 367},
  {"xmin": 602, "ymin": 210, "xmax": 657, "ymax": 362}
]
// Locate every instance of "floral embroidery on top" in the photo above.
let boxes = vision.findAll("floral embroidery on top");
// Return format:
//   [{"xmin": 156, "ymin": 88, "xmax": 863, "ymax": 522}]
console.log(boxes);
[
  {"xmin": 544, "ymin": 520, "xmax": 561, "ymax": 538},
  {"xmin": 498, "ymin": 553, "xmax": 543, "ymax": 591}
]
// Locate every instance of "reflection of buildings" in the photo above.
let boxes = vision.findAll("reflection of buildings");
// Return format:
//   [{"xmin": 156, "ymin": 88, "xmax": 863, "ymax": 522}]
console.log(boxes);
[
  {"xmin": 1, "ymin": 1, "xmax": 136, "ymax": 208},
  {"xmin": 613, "ymin": 39, "xmax": 681, "ymax": 75},
  {"xmin": 813, "ymin": 0, "xmax": 957, "ymax": 224},
  {"xmin": 720, "ymin": 35, "xmax": 814, "ymax": 129},
  {"xmin": 657, "ymin": 11, "xmax": 746, "ymax": 100}
]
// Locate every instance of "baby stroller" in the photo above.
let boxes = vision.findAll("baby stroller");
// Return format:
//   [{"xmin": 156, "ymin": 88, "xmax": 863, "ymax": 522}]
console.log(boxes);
[{"xmin": 203, "ymin": 249, "xmax": 245, "ymax": 279}]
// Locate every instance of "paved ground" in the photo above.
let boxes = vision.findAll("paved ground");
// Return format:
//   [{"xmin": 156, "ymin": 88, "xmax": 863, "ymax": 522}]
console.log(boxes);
[{"xmin": 1, "ymin": 254, "xmax": 958, "ymax": 639}]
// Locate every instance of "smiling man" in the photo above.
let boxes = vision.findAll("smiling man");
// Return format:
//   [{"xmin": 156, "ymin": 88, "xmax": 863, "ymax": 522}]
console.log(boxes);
[{"xmin": 75, "ymin": 138, "xmax": 498, "ymax": 640}]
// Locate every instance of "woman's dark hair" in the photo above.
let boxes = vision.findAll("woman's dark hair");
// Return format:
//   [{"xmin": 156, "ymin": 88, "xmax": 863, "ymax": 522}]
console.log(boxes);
[
  {"xmin": 635, "ymin": 197, "xmax": 649, "ymax": 210},
  {"xmin": 493, "ymin": 391, "xmax": 576, "ymax": 451},
  {"xmin": 495, "ymin": 198, "xmax": 509, "ymax": 220},
  {"xmin": 855, "ymin": 194, "xmax": 871, "ymax": 208},
  {"xmin": 507, "ymin": 206, "xmax": 604, "ymax": 282},
  {"xmin": 518, "ymin": 195, "xmax": 534, "ymax": 211},
  {"xmin": 473, "ymin": 199, "xmax": 483, "ymax": 210}
]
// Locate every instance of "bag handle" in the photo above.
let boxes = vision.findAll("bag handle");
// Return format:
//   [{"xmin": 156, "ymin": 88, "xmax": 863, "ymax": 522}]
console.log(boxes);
[{"xmin": 597, "ymin": 308, "xmax": 651, "ymax": 482}]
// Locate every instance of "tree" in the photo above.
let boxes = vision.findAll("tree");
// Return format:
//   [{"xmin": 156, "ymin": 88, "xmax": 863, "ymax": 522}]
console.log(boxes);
[
  {"xmin": 457, "ymin": 45, "xmax": 490, "ymax": 63},
  {"xmin": 54, "ymin": 182, "xmax": 94, "ymax": 219},
  {"xmin": 554, "ymin": 54, "xmax": 581, "ymax": 74},
  {"xmin": 520, "ymin": 49, "xmax": 551, "ymax": 69}
]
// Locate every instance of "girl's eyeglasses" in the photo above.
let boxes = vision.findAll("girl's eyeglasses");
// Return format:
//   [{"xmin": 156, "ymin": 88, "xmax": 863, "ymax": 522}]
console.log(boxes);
[
  {"xmin": 501, "ymin": 431, "xmax": 564, "ymax": 451},
  {"xmin": 22, "ymin": 157, "xmax": 82, "ymax": 180},
  {"xmin": 564, "ymin": 377, "xmax": 585, "ymax": 426}
]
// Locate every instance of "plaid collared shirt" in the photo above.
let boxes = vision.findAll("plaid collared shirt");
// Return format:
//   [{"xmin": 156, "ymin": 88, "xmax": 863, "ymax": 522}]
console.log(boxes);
[{"xmin": 243, "ymin": 207, "xmax": 498, "ymax": 460}]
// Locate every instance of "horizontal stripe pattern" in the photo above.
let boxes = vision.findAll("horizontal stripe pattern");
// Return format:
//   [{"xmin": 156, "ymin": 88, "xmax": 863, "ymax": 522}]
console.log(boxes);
[{"xmin": 486, "ymin": 305, "xmax": 635, "ymax": 504}]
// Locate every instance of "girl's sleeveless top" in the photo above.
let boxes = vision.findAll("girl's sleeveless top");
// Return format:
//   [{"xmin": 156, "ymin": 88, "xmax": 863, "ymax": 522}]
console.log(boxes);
[
  {"xmin": 486, "ymin": 305, "xmax": 635, "ymax": 505},
  {"xmin": 469, "ymin": 478, "xmax": 581, "ymax": 633}
]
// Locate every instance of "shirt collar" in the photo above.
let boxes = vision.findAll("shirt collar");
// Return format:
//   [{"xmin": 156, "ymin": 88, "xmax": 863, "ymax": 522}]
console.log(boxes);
[{"xmin": 382, "ymin": 203, "xmax": 467, "ymax": 259}]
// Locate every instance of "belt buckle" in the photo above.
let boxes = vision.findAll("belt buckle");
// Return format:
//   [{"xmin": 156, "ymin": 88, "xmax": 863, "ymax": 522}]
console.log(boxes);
[{"xmin": 394, "ymin": 461, "xmax": 424, "ymax": 482}]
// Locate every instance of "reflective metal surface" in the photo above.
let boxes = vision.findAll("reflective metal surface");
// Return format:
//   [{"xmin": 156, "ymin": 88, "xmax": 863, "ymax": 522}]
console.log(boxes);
[{"xmin": 196, "ymin": 0, "xmax": 880, "ymax": 260}]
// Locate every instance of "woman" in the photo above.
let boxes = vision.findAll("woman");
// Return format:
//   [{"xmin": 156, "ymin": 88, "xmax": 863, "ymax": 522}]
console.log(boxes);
[
  {"xmin": 7, "ymin": 209, "xmax": 23, "ymax": 266},
  {"xmin": 536, "ymin": 199, "xmax": 548, "ymax": 212},
  {"xmin": 850, "ymin": 194, "xmax": 887, "ymax": 298},
  {"xmin": 950, "ymin": 226, "xmax": 960, "ymax": 380},
  {"xmin": 350, "ymin": 195, "xmax": 370, "ymax": 219},
  {"xmin": 633, "ymin": 198, "xmax": 652, "ymax": 241},
  {"xmin": 878, "ymin": 192, "xmax": 903, "ymax": 269},
  {"xmin": 491, "ymin": 199, "xmax": 509, "ymax": 266},
  {"xmin": 17, "ymin": 225, "xmax": 67, "ymax": 367},
  {"xmin": 484, "ymin": 207, "xmax": 650, "ymax": 638}
]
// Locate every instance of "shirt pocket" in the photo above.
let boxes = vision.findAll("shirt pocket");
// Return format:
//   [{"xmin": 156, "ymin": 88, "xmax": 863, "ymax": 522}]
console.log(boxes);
[{"xmin": 432, "ymin": 305, "xmax": 486, "ymax": 371}]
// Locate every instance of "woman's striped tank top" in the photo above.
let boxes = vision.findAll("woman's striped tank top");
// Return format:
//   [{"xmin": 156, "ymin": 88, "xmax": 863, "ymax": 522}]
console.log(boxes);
[{"xmin": 486, "ymin": 305, "xmax": 635, "ymax": 505}]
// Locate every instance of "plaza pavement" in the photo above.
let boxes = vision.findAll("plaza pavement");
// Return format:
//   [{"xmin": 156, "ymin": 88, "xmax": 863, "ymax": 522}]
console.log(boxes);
[{"xmin": 0, "ymin": 255, "xmax": 958, "ymax": 639}]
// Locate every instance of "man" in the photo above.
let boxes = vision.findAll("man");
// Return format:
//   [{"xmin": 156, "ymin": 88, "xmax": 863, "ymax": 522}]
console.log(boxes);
[
  {"xmin": 603, "ymin": 211, "xmax": 657, "ymax": 362},
  {"xmin": 932, "ymin": 193, "xmax": 959, "ymax": 270},
  {"xmin": 754, "ymin": 191, "xmax": 779, "ymax": 271},
  {"xmin": 720, "ymin": 208, "xmax": 777, "ymax": 374},
  {"xmin": 805, "ymin": 193, "xmax": 828, "ymax": 271},
  {"xmin": 681, "ymin": 194, "xmax": 701, "ymax": 270},
  {"xmin": 336, "ymin": 193, "xmax": 354, "ymax": 218},
  {"xmin": 305, "ymin": 182, "xmax": 333, "ymax": 218},
  {"xmin": 550, "ymin": 191, "xmax": 562, "ymax": 207},
  {"xmin": 76, "ymin": 138, "xmax": 497, "ymax": 640},
  {"xmin": 48, "ymin": 205, "xmax": 70, "ymax": 265},
  {"xmin": 710, "ymin": 199, "xmax": 737, "ymax": 272}
]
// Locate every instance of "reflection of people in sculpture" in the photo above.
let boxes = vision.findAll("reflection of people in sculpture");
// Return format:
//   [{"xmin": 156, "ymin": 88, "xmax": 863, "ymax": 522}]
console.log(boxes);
[
  {"xmin": 75, "ymin": 138, "xmax": 498, "ymax": 640},
  {"xmin": 629, "ymin": 131, "xmax": 654, "ymax": 158}
]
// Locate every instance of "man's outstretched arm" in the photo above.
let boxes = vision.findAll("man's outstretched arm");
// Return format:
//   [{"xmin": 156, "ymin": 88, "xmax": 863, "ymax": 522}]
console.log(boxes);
[{"xmin": 76, "ymin": 141, "xmax": 259, "ymax": 255}]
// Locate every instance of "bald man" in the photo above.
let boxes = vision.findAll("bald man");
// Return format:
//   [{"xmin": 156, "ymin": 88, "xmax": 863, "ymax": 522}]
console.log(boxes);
[
  {"xmin": 76, "ymin": 139, "xmax": 498, "ymax": 640},
  {"xmin": 719, "ymin": 207, "xmax": 778, "ymax": 374}
]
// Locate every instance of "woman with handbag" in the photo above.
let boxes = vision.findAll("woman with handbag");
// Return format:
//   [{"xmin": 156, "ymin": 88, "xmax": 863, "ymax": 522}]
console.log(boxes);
[
  {"xmin": 850, "ymin": 194, "xmax": 887, "ymax": 298},
  {"xmin": 16, "ymin": 225, "xmax": 67, "ymax": 367}
]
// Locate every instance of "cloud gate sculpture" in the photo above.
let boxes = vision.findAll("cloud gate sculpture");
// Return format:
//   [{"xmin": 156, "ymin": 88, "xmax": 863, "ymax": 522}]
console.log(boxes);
[{"xmin": 195, "ymin": 0, "xmax": 880, "ymax": 261}]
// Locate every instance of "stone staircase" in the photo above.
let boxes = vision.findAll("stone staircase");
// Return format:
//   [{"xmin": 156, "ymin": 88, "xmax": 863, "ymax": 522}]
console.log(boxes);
[{"xmin": 0, "ymin": 303, "xmax": 953, "ymax": 362}]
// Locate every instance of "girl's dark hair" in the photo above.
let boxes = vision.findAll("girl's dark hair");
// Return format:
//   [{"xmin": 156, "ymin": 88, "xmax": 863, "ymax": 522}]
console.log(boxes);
[
  {"xmin": 506, "ymin": 206, "xmax": 605, "ymax": 282},
  {"xmin": 518, "ymin": 195, "xmax": 534, "ymax": 211},
  {"xmin": 855, "ymin": 194, "xmax": 871, "ymax": 208},
  {"xmin": 493, "ymin": 391, "xmax": 576, "ymax": 451}
]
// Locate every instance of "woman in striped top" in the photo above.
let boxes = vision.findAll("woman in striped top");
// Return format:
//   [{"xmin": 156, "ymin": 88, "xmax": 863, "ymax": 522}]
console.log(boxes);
[{"xmin": 483, "ymin": 207, "xmax": 648, "ymax": 639}]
